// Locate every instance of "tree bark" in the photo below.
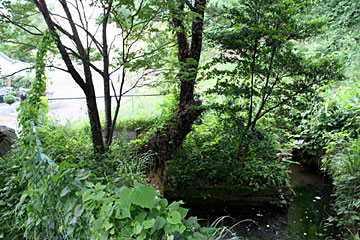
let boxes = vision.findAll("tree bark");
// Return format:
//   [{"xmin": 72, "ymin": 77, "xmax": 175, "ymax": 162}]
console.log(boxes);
[
  {"xmin": 85, "ymin": 87, "xmax": 105, "ymax": 152},
  {"xmin": 103, "ymin": 1, "xmax": 112, "ymax": 146},
  {"xmin": 139, "ymin": 0, "xmax": 206, "ymax": 168},
  {"xmin": 31, "ymin": 0, "xmax": 105, "ymax": 152}
]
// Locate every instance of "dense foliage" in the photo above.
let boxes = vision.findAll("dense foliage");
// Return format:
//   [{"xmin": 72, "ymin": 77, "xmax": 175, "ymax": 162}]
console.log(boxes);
[
  {"xmin": 0, "ymin": 32, "xmax": 219, "ymax": 240},
  {"xmin": 10, "ymin": 75, "xmax": 33, "ymax": 90},
  {"xmin": 3, "ymin": 94, "xmax": 16, "ymax": 105},
  {"xmin": 0, "ymin": 1, "xmax": 43, "ymax": 62},
  {"xmin": 203, "ymin": 0, "xmax": 344, "ymax": 168},
  {"xmin": 167, "ymin": 112, "xmax": 289, "ymax": 190},
  {"xmin": 324, "ymin": 138, "xmax": 360, "ymax": 238},
  {"xmin": 290, "ymin": 81, "xmax": 360, "ymax": 238},
  {"xmin": 0, "ymin": 121, "xmax": 221, "ymax": 239},
  {"xmin": 1, "ymin": 0, "xmax": 360, "ymax": 239}
]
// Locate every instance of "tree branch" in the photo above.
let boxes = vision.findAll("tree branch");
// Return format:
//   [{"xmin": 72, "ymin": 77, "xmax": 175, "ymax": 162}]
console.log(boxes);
[
  {"xmin": 50, "ymin": 12, "xmax": 104, "ymax": 55},
  {"xmin": 0, "ymin": 13, "xmax": 43, "ymax": 36},
  {"xmin": 30, "ymin": 0, "xmax": 87, "ymax": 91},
  {"xmin": 0, "ymin": 38, "xmax": 36, "ymax": 48}
]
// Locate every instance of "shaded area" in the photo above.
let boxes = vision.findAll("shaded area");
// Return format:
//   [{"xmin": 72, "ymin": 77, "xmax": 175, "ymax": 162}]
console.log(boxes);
[{"xmin": 185, "ymin": 164, "xmax": 332, "ymax": 239}]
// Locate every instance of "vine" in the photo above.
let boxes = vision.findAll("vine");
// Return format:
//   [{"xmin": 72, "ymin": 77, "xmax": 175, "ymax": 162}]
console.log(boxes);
[
  {"xmin": 17, "ymin": 30, "xmax": 54, "ymax": 135},
  {"xmin": 12, "ymin": 31, "xmax": 215, "ymax": 240}
]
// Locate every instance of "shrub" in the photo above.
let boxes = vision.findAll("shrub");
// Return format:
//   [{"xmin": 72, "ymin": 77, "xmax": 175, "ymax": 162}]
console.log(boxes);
[
  {"xmin": 167, "ymin": 112, "xmax": 289, "ymax": 190},
  {"xmin": 324, "ymin": 138, "xmax": 360, "ymax": 237},
  {"xmin": 0, "ymin": 121, "xmax": 217, "ymax": 239},
  {"xmin": 3, "ymin": 94, "xmax": 16, "ymax": 105},
  {"xmin": 0, "ymin": 144, "xmax": 27, "ymax": 238},
  {"xmin": 289, "ymin": 82, "xmax": 360, "ymax": 165},
  {"xmin": 10, "ymin": 75, "xmax": 33, "ymax": 90},
  {"xmin": 7, "ymin": 91, "xmax": 17, "ymax": 97}
]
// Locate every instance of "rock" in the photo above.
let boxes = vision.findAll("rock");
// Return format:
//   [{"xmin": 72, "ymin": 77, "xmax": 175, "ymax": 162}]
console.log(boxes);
[{"xmin": 0, "ymin": 125, "xmax": 17, "ymax": 156}]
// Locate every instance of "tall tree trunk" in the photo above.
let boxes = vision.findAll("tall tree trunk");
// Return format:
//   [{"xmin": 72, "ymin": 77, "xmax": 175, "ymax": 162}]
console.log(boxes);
[
  {"xmin": 103, "ymin": 2, "xmax": 112, "ymax": 146},
  {"xmin": 32, "ymin": 0, "xmax": 105, "ymax": 152},
  {"xmin": 139, "ymin": 0, "xmax": 206, "ymax": 169},
  {"xmin": 85, "ymin": 89, "xmax": 105, "ymax": 152}
]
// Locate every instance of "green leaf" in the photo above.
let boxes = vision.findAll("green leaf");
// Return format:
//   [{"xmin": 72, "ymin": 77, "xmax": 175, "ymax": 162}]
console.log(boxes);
[
  {"xmin": 115, "ymin": 207, "xmax": 131, "ymax": 219},
  {"xmin": 151, "ymin": 216, "xmax": 166, "ymax": 233},
  {"xmin": 192, "ymin": 232, "xmax": 204, "ymax": 239},
  {"xmin": 74, "ymin": 204, "xmax": 84, "ymax": 217},
  {"xmin": 167, "ymin": 201, "xmax": 183, "ymax": 212},
  {"xmin": 82, "ymin": 190, "xmax": 92, "ymax": 202},
  {"xmin": 185, "ymin": 217, "xmax": 201, "ymax": 229},
  {"xmin": 133, "ymin": 222, "xmax": 143, "ymax": 235},
  {"xmin": 104, "ymin": 220, "xmax": 113, "ymax": 232},
  {"xmin": 18, "ymin": 193, "xmax": 28, "ymax": 207},
  {"xmin": 131, "ymin": 184, "xmax": 157, "ymax": 209},
  {"xmin": 93, "ymin": 191, "xmax": 105, "ymax": 201},
  {"xmin": 75, "ymin": 169, "xmax": 90, "ymax": 180},
  {"xmin": 148, "ymin": 207, "xmax": 160, "ymax": 219},
  {"xmin": 137, "ymin": 231, "xmax": 147, "ymax": 240},
  {"xmin": 167, "ymin": 211, "xmax": 182, "ymax": 224},
  {"xmin": 121, "ymin": 225, "xmax": 133, "ymax": 237},
  {"xmin": 118, "ymin": 186, "xmax": 133, "ymax": 209},
  {"xmin": 143, "ymin": 219, "xmax": 155, "ymax": 229},
  {"xmin": 178, "ymin": 207, "xmax": 188, "ymax": 219},
  {"xmin": 100, "ymin": 202, "xmax": 114, "ymax": 216},
  {"xmin": 158, "ymin": 198, "xmax": 168, "ymax": 209},
  {"xmin": 60, "ymin": 187, "xmax": 71, "ymax": 197},
  {"xmin": 95, "ymin": 182, "xmax": 106, "ymax": 191},
  {"xmin": 179, "ymin": 224, "xmax": 186, "ymax": 233},
  {"xmin": 135, "ymin": 211, "xmax": 147, "ymax": 223}
]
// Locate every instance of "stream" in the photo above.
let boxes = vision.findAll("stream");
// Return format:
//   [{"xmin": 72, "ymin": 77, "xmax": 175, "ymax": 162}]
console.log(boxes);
[{"xmin": 187, "ymin": 164, "xmax": 333, "ymax": 239}]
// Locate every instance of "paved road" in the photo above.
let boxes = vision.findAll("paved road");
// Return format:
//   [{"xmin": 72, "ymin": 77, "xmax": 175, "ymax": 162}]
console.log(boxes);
[
  {"xmin": 0, "ymin": 67, "xmax": 148, "ymax": 130},
  {"xmin": 0, "ymin": 99, "xmax": 88, "ymax": 130},
  {"xmin": 0, "ymin": 103, "xmax": 19, "ymax": 129}
]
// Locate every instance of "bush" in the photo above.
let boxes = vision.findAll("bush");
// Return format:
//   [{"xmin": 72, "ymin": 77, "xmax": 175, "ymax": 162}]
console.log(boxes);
[
  {"xmin": 324, "ymin": 138, "xmax": 360, "ymax": 237},
  {"xmin": 114, "ymin": 117, "xmax": 160, "ymax": 131},
  {"xmin": 167, "ymin": 112, "xmax": 289, "ymax": 190},
  {"xmin": 10, "ymin": 75, "xmax": 33, "ymax": 90},
  {"xmin": 3, "ymin": 94, "xmax": 16, "ymax": 105},
  {"xmin": 0, "ymin": 120, "xmax": 219, "ymax": 239},
  {"xmin": 7, "ymin": 91, "xmax": 17, "ymax": 97},
  {"xmin": 288, "ymin": 82, "xmax": 360, "ymax": 165},
  {"xmin": 0, "ymin": 145, "xmax": 27, "ymax": 238}
]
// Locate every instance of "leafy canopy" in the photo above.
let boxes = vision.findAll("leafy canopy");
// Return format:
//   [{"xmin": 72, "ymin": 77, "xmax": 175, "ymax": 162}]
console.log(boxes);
[{"xmin": 205, "ymin": 0, "xmax": 344, "ymax": 132}]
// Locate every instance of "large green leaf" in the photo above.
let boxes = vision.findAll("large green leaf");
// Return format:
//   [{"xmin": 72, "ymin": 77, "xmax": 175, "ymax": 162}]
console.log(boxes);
[
  {"xmin": 151, "ymin": 216, "xmax": 166, "ymax": 234},
  {"xmin": 143, "ymin": 219, "xmax": 155, "ymax": 229},
  {"xmin": 115, "ymin": 206, "xmax": 131, "ymax": 219},
  {"xmin": 130, "ymin": 184, "xmax": 157, "ymax": 209},
  {"xmin": 167, "ymin": 211, "xmax": 182, "ymax": 224},
  {"xmin": 118, "ymin": 186, "xmax": 133, "ymax": 209}
]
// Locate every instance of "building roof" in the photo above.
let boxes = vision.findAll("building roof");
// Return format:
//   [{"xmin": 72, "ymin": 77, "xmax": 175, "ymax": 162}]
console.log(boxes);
[{"xmin": 0, "ymin": 52, "xmax": 31, "ymax": 76}]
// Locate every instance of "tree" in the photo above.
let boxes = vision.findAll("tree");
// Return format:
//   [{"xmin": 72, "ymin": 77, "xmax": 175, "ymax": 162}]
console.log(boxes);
[
  {"xmin": 24, "ymin": 0, "xmax": 167, "ymax": 152},
  {"xmin": 139, "ymin": 0, "xmax": 207, "ymax": 169},
  {"xmin": 0, "ymin": 1, "xmax": 43, "ymax": 62},
  {"xmin": 205, "ymin": 0, "xmax": 344, "ymax": 163},
  {"xmin": 2, "ymin": 0, "xmax": 207, "ymax": 163}
]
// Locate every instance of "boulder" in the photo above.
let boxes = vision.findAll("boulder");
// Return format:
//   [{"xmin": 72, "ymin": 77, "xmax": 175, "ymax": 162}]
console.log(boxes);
[{"xmin": 0, "ymin": 126, "xmax": 17, "ymax": 155}]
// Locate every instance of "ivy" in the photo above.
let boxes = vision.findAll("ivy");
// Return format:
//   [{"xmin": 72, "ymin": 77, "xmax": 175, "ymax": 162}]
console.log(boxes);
[
  {"xmin": 17, "ymin": 30, "xmax": 54, "ymax": 135},
  {"xmin": 8, "ymin": 31, "xmax": 214, "ymax": 240}
]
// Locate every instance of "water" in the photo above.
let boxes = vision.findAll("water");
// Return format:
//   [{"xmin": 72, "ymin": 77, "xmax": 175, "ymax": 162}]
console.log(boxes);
[{"xmin": 187, "ymin": 164, "xmax": 332, "ymax": 239}]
